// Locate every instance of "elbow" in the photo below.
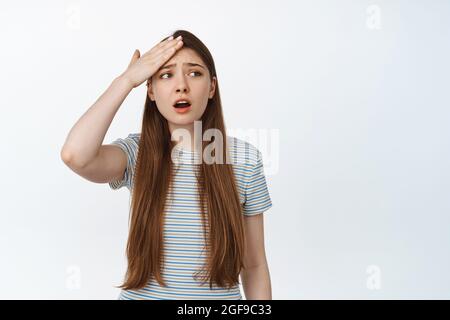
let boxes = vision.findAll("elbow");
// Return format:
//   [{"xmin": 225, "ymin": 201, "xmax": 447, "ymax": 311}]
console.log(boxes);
[
  {"xmin": 60, "ymin": 146, "xmax": 72, "ymax": 164},
  {"xmin": 60, "ymin": 146, "xmax": 86, "ymax": 169}
]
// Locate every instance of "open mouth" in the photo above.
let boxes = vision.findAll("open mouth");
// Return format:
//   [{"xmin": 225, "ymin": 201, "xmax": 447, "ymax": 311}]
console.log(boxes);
[
  {"xmin": 173, "ymin": 101, "xmax": 192, "ymax": 113},
  {"xmin": 173, "ymin": 102, "xmax": 191, "ymax": 108}
]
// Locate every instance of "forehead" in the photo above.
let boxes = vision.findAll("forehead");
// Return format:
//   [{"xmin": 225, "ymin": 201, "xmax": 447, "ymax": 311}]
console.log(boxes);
[{"xmin": 163, "ymin": 48, "xmax": 204, "ymax": 67}]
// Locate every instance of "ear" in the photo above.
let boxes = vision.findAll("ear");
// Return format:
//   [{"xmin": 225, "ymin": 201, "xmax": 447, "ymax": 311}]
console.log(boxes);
[
  {"xmin": 147, "ymin": 78, "xmax": 155, "ymax": 101},
  {"xmin": 209, "ymin": 76, "xmax": 217, "ymax": 99}
]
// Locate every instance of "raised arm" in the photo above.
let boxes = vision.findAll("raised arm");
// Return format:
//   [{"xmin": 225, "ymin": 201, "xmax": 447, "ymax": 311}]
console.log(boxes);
[{"xmin": 60, "ymin": 35, "xmax": 184, "ymax": 183}]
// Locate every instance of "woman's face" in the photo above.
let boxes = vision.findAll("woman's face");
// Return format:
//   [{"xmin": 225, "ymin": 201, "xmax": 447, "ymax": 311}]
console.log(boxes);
[{"xmin": 147, "ymin": 47, "xmax": 216, "ymax": 128}]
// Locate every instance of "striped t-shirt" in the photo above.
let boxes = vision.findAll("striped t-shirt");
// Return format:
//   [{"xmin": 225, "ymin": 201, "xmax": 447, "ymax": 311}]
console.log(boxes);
[{"xmin": 108, "ymin": 133, "xmax": 273, "ymax": 300}]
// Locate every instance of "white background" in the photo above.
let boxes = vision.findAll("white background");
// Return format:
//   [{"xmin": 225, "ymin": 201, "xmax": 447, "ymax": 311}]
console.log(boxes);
[{"xmin": 0, "ymin": 0, "xmax": 449, "ymax": 299}]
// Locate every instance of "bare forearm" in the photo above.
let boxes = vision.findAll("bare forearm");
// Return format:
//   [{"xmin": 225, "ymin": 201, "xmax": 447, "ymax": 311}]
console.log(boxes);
[
  {"xmin": 240, "ymin": 264, "xmax": 272, "ymax": 300},
  {"xmin": 61, "ymin": 75, "xmax": 133, "ymax": 167}
]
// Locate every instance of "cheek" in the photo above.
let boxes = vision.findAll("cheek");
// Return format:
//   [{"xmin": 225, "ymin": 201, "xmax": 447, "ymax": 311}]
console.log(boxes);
[
  {"xmin": 152, "ymin": 85, "xmax": 171, "ymax": 102},
  {"xmin": 195, "ymin": 81, "xmax": 211, "ymax": 97}
]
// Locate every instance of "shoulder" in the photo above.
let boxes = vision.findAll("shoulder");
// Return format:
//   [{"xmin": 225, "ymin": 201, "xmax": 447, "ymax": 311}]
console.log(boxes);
[
  {"xmin": 227, "ymin": 136, "xmax": 273, "ymax": 215},
  {"xmin": 118, "ymin": 133, "xmax": 140, "ymax": 150},
  {"xmin": 126, "ymin": 132, "xmax": 140, "ymax": 144},
  {"xmin": 110, "ymin": 133, "xmax": 141, "ymax": 161},
  {"xmin": 226, "ymin": 135, "xmax": 260, "ymax": 168}
]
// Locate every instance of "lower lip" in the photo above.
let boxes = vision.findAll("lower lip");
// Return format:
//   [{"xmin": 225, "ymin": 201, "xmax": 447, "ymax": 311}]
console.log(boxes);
[{"xmin": 173, "ymin": 105, "xmax": 192, "ymax": 113}]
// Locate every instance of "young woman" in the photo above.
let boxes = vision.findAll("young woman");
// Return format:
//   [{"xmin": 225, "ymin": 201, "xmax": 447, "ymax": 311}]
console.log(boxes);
[{"xmin": 61, "ymin": 30, "xmax": 273, "ymax": 300}]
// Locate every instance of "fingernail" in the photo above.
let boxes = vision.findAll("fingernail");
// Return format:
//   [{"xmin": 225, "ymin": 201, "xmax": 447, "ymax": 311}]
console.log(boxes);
[
  {"xmin": 176, "ymin": 35, "xmax": 182, "ymax": 40},
  {"xmin": 168, "ymin": 35, "xmax": 174, "ymax": 40}
]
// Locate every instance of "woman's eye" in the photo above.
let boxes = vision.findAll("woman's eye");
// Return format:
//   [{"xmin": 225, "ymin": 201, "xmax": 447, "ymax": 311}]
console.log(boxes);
[{"xmin": 159, "ymin": 71, "xmax": 202, "ymax": 79}]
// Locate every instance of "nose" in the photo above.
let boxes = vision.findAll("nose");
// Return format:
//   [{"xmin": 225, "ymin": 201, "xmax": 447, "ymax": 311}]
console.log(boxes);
[{"xmin": 175, "ymin": 71, "xmax": 189, "ymax": 94}]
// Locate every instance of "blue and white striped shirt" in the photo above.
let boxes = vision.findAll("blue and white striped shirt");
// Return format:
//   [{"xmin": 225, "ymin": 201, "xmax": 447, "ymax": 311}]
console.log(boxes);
[{"xmin": 109, "ymin": 133, "xmax": 273, "ymax": 300}]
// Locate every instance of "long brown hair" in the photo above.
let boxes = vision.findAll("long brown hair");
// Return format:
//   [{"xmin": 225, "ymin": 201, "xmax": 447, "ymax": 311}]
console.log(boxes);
[{"xmin": 118, "ymin": 30, "xmax": 246, "ymax": 290}]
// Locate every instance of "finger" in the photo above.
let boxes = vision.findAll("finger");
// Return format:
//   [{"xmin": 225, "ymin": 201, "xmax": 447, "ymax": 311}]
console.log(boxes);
[
  {"xmin": 142, "ymin": 36, "xmax": 183, "ymax": 59},
  {"xmin": 128, "ymin": 49, "xmax": 140, "ymax": 68},
  {"xmin": 140, "ymin": 35, "xmax": 175, "ymax": 58},
  {"xmin": 143, "ymin": 41, "xmax": 183, "ymax": 64},
  {"xmin": 141, "ymin": 39, "xmax": 183, "ymax": 83},
  {"xmin": 151, "ymin": 42, "xmax": 183, "ymax": 67}
]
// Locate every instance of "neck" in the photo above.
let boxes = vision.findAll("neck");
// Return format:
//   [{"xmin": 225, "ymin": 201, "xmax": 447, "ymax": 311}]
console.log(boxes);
[{"xmin": 168, "ymin": 122, "xmax": 195, "ymax": 151}]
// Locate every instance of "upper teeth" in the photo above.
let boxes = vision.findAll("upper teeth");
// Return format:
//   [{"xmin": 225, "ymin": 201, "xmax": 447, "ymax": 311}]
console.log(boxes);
[{"xmin": 177, "ymin": 101, "xmax": 189, "ymax": 104}]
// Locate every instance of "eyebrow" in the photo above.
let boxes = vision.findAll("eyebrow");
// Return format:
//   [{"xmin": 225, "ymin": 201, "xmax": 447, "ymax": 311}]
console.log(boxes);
[{"xmin": 158, "ymin": 62, "xmax": 206, "ymax": 72}]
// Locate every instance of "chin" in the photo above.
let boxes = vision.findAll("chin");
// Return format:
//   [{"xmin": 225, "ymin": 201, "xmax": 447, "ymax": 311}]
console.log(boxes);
[
  {"xmin": 172, "ymin": 118, "xmax": 195, "ymax": 125},
  {"xmin": 168, "ymin": 115, "xmax": 197, "ymax": 125}
]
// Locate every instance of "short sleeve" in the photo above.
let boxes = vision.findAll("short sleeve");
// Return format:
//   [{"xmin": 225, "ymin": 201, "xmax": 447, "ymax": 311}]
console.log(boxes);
[
  {"xmin": 108, "ymin": 133, "xmax": 139, "ymax": 191},
  {"xmin": 243, "ymin": 149, "xmax": 273, "ymax": 216}
]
